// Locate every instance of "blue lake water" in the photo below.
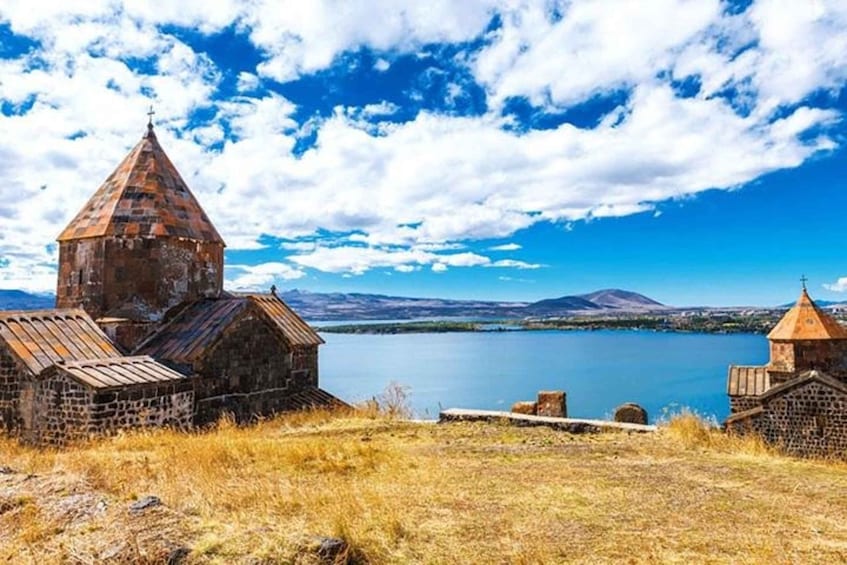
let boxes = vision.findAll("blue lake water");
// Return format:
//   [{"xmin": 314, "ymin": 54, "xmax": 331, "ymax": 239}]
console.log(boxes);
[{"xmin": 319, "ymin": 330, "xmax": 769, "ymax": 423}]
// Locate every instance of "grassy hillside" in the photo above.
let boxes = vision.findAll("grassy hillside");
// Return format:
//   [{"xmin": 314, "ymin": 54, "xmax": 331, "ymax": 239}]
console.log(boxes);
[{"xmin": 2, "ymin": 409, "xmax": 847, "ymax": 563}]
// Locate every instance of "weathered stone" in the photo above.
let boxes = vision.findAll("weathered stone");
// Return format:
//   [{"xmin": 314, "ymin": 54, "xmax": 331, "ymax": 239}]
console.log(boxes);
[
  {"xmin": 613, "ymin": 403, "xmax": 648, "ymax": 425},
  {"xmin": 166, "ymin": 546, "xmax": 191, "ymax": 564},
  {"xmin": 129, "ymin": 495, "xmax": 162, "ymax": 515},
  {"xmin": 308, "ymin": 536, "xmax": 350, "ymax": 564},
  {"xmin": 510, "ymin": 401, "xmax": 537, "ymax": 415},
  {"xmin": 536, "ymin": 390, "xmax": 567, "ymax": 418}
]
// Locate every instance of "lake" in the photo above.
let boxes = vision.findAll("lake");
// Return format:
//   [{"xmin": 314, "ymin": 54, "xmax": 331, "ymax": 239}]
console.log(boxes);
[{"xmin": 318, "ymin": 330, "xmax": 769, "ymax": 423}]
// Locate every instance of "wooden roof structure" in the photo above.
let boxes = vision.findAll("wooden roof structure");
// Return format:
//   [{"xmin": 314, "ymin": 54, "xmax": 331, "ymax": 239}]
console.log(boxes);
[
  {"xmin": 57, "ymin": 124, "xmax": 224, "ymax": 244},
  {"xmin": 135, "ymin": 293, "xmax": 324, "ymax": 364},
  {"xmin": 767, "ymin": 289, "xmax": 847, "ymax": 341},
  {"xmin": 0, "ymin": 309, "xmax": 120, "ymax": 374},
  {"xmin": 727, "ymin": 365, "xmax": 770, "ymax": 397},
  {"xmin": 44, "ymin": 356, "xmax": 189, "ymax": 389}
]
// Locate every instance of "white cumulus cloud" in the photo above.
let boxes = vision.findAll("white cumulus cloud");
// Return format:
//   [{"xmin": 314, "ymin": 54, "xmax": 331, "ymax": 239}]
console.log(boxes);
[
  {"xmin": 1, "ymin": 1, "xmax": 846, "ymax": 287},
  {"xmin": 823, "ymin": 278, "xmax": 847, "ymax": 293}
]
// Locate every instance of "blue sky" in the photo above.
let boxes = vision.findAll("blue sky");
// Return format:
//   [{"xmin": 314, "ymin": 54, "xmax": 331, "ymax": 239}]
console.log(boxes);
[{"xmin": 1, "ymin": 0, "xmax": 846, "ymax": 306}]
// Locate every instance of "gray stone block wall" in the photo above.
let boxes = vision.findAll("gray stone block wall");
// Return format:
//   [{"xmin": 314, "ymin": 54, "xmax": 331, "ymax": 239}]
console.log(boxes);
[
  {"xmin": 739, "ymin": 381, "xmax": 847, "ymax": 458},
  {"xmin": 23, "ymin": 375, "xmax": 91, "ymax": 445},
  {"xmin": 0, "ymin": 346, "xmax": 22, "ymax": 433},
  {"xmin": 194, "ymin": 314, "xmax": 318, "ymax": 425},
  {"xmin": 21, "ymin": 373, "xmax": 194, "ymax": 446},
  {"xmin": 730, "ymin": 396, "xmax": 759, "ymax": 414}
]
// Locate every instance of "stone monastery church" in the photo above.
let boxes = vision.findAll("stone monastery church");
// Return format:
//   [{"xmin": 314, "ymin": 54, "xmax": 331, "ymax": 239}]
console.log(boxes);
[
  {"xmin": 727, "ymin": 286, "xmax": 847, "ymax": 457},
  {"xmin": 0, "ymin": 121, "xmax": 344, "ymax": 445}
]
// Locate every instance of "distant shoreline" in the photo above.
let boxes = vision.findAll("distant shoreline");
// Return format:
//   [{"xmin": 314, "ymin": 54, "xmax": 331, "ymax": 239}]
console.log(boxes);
[{"xmin": 314, "ymin": 314, "xmax": 781, "ymax": 335}]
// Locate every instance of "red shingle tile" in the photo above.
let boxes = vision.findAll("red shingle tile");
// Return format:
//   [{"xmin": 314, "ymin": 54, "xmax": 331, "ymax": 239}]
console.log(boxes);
[{"xmin": 57, "ymin": 125, "xmax": 224, "ymax": 245}]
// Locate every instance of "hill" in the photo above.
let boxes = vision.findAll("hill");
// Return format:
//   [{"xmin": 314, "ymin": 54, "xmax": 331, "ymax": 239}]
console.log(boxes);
[
  {"xmin": 523, "ymin": 294, "xmax": 602, "ymax": 316},
  {"xmin": 280, "ymin": 289, "xmax": 529, "ymax": 320},
  {"xmin": 282, "ymin": 287, "xmax": 666, "ymax": 320},
  {"xmin": 579, "ymin": 288, "xmax": 665, "ymax": 309},
  {"xmin": 0, "ymin": 289, "xmax": 54, "ymax": 310},
  {"xmin": 0, "ymin": 287, "xmax": 667, "ymax": 320},
  {"xmin": 1, "ymin": 410, "xmax": 845, "ymax": 563}
]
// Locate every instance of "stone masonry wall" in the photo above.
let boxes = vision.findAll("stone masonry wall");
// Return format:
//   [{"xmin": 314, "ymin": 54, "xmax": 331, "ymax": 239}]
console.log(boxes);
[
  {"xmin": 22, "ymin": 374, "xmax": 194, "ymax": 445},
  {"xmin": 90, "ymin": 382, "xmax": 194, "ymax": 435},
  {"xmin": 22, "ymin": 375, "xmax": 91, "ymax": 445},
  {"xmin": 769, "ymin": 340, "xmax": 847, "ymax": 382},
  {"xmin": 56, "ymin": 238, "xmax": 105, "ymax": 316},
  {"xmin": 742, "ymin": 381, "xmax": 847, "ymax": 458},
  {"xmin": 729, "ymin": 396, "xmax": 759, "ymax": 414},
  {"xmin": 768, "ymin": 341, "xmax": 795, "ymax": 373},
  {"xmin": 97, "ymin": 319, "xmax": 158, "ymax": 353},
  {"xmin": 58, "ymin": 237, "xmax": 223, "ymax": 322},
  {"xmin": 194, "ymin": 312, "xmax": 318, "ymax": 425},
  {"xmin": 0, "ymin": 346, "xmax": 23, "ymax": 433}
]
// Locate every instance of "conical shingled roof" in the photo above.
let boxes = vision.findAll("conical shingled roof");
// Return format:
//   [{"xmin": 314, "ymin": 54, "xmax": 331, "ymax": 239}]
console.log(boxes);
[
  {"xmin": 767, "ymin": 289, "xmax": 847, "ymax": 340},
  {"xmin": 57, "ymin": 124, "xmax": 224, "ymax": 244}
]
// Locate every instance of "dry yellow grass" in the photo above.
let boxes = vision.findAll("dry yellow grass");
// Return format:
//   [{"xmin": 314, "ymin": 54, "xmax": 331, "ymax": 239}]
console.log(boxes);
[{"xmin": 2, "ymin": 408, "xmax": 847, "ymax": 564}]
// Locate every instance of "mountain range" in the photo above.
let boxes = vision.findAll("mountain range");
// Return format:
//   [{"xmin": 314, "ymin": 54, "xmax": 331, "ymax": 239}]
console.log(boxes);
[
  {"xmin": 0, "ymin": 287, "xmax": 665, "ymax": 320},
  {"xmin": 0, "ymin": 290, "xmax": 55, "ymax": 310},
  {"xmin": 280, "ymin": 288, "xmax": 667, "ymax": 320}
]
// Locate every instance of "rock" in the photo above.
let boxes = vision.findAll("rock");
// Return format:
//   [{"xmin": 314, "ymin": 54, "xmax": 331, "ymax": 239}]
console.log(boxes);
[
  {"xmin": 510, "ymin": 401, "xmax": 537, "ymax": 415},
  {"xmin": 100, "ymin": 542, "xmax": 127, "ymax": 560},
  {"xmin": 304, "ymin": 536, "xmax": 350, "ymax": 564},
  {"xmin": 166, "ymin": 546, "xmax": 191, "ymax": 564},
  {"xmin": 129, "ymin": 495, "xmax": 162, "ymax": 515},
  {"xmin": 614, "ymin": 403, "xmax": 648, "ymax": 425},
  {"xmin": 536, "ymin": 390, "xmax": 567, "ymax": 418}
]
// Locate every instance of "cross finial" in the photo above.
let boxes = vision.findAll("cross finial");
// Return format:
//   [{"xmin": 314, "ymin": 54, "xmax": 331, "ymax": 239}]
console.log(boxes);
[
  {"xmin": 147, "ymin": 105, "xmax": 155, "ymax": 127},
  {"xmin": 801, "ymin": 274, "xmax": 808, "ymax": 290}
]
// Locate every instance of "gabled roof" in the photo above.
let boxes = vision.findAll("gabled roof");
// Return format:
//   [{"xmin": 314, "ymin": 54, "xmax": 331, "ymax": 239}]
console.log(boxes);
[
  {"xmin": 727, "ymin": 365, "xmax": 770, "ymax": 397},
  {"xmin": 43, "ymin": 355, "xmax": 188, "ymax": 389},
  {"xmin": 0, "ymin": 309, "xmax": 120, "ymax": 374},
  {"xmin": 57, "ymin": 124, "xmax": 224, "ymax": 244},
  {"xmin": 135, "ymin": 294, "xmax": 323, "ymax": 364},
  {"xmin": 767, "ymin": 289, "xmax": 847, "ymax": 341},
  {"xmin": 758, "ymin": 369, "xmax": 847, "ymax": 401},
  {"xmin": 247, "ymin": 294, "xmax": 324, "ymax": 347}
]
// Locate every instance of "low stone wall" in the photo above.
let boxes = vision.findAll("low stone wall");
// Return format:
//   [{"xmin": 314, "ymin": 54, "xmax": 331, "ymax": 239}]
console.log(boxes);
[
  {"xmin": 440, "ymin": 408, "xmax": 657, "ymax": 434},
  {"xmin": 91, "ymin": 383, "xmax": 194, "ymax": 432},
  {"xmin": 22, "ymin": 374, "xmax": 194, "ymax": 445},
  {"xmin": 23, "ymin": 374, "xmax": 92, "ymax": 445}
]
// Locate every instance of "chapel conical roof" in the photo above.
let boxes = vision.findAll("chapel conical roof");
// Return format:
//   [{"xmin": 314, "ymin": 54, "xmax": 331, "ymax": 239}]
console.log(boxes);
[
  {"xmin": 57, "ymin": 124, "xmax": 224, "ymax": 244},
  {"xmin": 767, "ymin": 288, "xmax": 847, "ymax": 340}
]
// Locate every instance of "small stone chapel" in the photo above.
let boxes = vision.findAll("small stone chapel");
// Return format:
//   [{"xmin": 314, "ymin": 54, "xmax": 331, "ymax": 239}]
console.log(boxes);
[
  {"xmin": 0, "ymin": 120, "xmax": 344, "ymax": 444},
  {"xmin": 726, "ymin": 285, "xmax": 847, "ymax": 457}
]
